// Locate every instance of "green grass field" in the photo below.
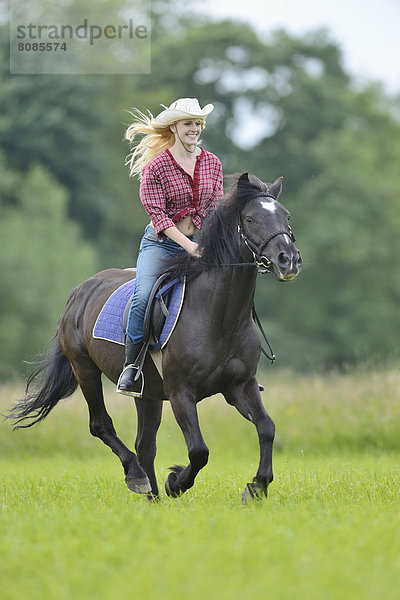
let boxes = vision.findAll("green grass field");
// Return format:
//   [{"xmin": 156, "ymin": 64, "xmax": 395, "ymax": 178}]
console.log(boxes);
[{"xmin": 1, "ymin": 368, "xmax": 400, "ymax": 599}]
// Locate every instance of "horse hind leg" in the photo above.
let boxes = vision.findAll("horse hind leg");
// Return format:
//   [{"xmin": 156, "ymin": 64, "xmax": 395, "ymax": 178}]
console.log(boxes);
[
  {"xmin": 134, "ymin": 397, "xmax": 163, "ymax": 499},
  {"xmin": 72, "ymin": 356, "xmax": 151, "ymax": 494}
]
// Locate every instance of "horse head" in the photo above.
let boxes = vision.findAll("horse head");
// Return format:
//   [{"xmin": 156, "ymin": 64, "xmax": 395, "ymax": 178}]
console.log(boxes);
[{"xmin": 237, "ymin": 173, "xmax": 302, "ymax": 281}]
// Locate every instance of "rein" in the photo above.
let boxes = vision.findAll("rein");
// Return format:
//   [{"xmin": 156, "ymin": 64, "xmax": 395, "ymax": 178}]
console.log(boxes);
[{"xmin": 252, "ymin": 305, "xmax": 276, "ymax": 364}]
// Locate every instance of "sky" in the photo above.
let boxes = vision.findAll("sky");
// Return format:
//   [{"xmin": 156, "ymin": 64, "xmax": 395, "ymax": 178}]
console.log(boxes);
[{"xmin": 202, "ymin": 0, "xmax": 400, "ymax": 95}]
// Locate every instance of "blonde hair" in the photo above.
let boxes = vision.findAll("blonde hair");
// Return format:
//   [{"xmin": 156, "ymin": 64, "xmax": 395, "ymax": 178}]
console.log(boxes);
[{"xmin": 124, "ymin": 108, "xmax": 205, "ymax": 178}]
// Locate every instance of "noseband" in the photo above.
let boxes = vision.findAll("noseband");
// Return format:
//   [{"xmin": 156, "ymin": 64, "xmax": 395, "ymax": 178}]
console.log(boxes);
[{"xmin": 238, "ymin": 193, "xmax": 296, "ymax": 274}]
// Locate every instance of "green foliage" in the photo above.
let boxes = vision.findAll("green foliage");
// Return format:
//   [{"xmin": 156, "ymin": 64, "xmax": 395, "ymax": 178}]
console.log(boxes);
[
  {"xmin": 1, "ymin": 2, "xmax": 400, "ymax": 372},
  {"xmin": 0, "ymin": 72, "xmax": 110, "ymax": 235},
  {"xmin": 261, "ymin": 102, "xmax": 400, "ymax": 367},
  {"xmin": 0, "ymin": 160, "xmax": 97, "ymax": 378}
]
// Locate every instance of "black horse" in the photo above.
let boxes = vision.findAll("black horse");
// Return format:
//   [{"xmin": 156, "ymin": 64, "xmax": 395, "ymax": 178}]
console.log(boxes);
[{"xmin": 10, "ymin": 173, "xmax": 302, "ymax": 502}]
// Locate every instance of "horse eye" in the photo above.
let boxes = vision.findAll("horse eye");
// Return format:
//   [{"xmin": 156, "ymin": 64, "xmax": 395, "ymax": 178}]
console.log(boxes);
[{"xmin": 245, "ymin": 216, "xmax": 253, "ymax": 224}]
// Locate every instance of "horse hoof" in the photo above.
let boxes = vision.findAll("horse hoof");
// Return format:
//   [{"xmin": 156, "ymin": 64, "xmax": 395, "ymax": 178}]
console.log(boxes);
[
  {"xmin": 241, "ymin": 482, "xmax": 265, "ymax": 504},
  {"xmin": 165, "ymin": 472, "xmax": 181, "ymax": 498},
  {"xmin": 125, "ymin": 475, "xmax": 151, "ymax": 494}
]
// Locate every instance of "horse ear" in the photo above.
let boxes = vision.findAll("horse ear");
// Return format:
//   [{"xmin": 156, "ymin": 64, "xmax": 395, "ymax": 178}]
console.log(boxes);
[
  {"xmin": 268, "ymin": 176, "xmax": 283, "ymax": 199},
  {"xmin": 238, "ymin": 172, "xmax": 250, "ymax": 185}
]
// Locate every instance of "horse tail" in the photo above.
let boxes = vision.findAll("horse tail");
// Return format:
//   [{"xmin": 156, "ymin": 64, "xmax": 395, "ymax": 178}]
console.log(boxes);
[{"xmin": 9, "ymin": 337, "xmax": 78, "ymax": 429}]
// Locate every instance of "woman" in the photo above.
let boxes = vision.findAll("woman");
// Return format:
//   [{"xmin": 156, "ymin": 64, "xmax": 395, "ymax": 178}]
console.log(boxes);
[{"xmin": 117, "ymin": 98, "xmax": 224, "ymax": 395}]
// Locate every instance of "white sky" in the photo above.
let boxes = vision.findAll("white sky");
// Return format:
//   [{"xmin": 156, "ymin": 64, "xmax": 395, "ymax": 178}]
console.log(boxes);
[{"xmin": 202, "ymin": 0, "xmax": 400, "ymax": 95}]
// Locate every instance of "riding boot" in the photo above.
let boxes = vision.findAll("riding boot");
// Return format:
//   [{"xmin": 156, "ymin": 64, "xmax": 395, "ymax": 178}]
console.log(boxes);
[{"xmin": 116, "ymin": 337, "xmax": 144, "ymax": 396}]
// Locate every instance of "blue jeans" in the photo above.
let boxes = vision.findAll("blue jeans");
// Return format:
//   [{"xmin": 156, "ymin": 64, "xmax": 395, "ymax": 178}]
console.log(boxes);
[{"xmin": 126, "ymin": 225, "xmax": 188, "ymax": 343}]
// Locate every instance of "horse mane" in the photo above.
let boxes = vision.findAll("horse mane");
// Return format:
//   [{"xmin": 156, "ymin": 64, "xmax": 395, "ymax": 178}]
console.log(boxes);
[{"xmin": 163, "ymin": 173, "xmax": 270, "ymax": 281}]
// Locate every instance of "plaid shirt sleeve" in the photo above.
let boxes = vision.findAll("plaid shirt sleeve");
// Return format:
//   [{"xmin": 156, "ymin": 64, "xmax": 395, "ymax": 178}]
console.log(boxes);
[
  {"xmin": 139, "ymin": 164, "xmax": 176, "ymax": 235},
  {"xmin": 208, "ymin": 158, "xmax": 224, "ymax": 212}
]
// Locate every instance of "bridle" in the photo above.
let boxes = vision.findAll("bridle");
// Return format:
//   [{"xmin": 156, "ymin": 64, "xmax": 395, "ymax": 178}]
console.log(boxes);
[
  {"xmin": 238, "ymin": 193, "xmax": 296, "ymax": 274},
  {"xmin": 236, "ymin": 192, "xmax": 297, "ymax": 363}
]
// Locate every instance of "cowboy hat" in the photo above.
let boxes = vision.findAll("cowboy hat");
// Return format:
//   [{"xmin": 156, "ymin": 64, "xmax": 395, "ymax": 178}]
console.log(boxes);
[{"xmin": 153, "ymin": 98, "xmax": 214, "ymax": 126}]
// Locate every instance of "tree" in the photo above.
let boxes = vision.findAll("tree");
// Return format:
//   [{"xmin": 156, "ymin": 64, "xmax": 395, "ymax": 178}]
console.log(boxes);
[
  {"xmin": 259, "ymin": 92, "xmax": 400, "ymax": 367},
  {"xmin": 0, "ymin": 21, "xmax": 110, "ymax": 238},
  {"xmin": 0, "ymin": 159, "xmax": 97, "ymax": 378},
  {"xmin": 1, "ymin": 2, "xmax": 400, "ymax": 372}
]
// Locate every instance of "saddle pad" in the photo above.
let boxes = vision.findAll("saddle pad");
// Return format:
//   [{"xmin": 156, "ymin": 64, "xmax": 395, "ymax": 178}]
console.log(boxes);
[{"xmin": 93, "ymin": 278, "xmax": 185, "ymax": 350}]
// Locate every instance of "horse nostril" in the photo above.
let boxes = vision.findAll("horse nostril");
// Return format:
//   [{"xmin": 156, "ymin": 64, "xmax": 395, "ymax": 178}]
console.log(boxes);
[
  {"xmin": 296, "ymin": 251, "xmax": 302, "ymax": 266},
  {"xmin": 278, "ymin": 251, "xmax": 290, "ymax": 266}
]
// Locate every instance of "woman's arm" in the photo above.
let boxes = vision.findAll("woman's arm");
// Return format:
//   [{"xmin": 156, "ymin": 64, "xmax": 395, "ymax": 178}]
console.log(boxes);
[{"xmin": 163, "ymin": 226, "xmax": 200, "ymax": 256}]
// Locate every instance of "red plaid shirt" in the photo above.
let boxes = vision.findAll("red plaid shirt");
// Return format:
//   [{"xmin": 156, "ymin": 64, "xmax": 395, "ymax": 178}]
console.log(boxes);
[{"xmin": 140, "ymin": 148, "xmax": 223, "ymax": 236}]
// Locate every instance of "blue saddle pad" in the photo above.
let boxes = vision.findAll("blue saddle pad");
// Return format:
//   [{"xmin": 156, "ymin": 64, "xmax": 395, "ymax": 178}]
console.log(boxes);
[{"xmin": 93, "ymin": 278, "xmax": 185, "ymax": 349}]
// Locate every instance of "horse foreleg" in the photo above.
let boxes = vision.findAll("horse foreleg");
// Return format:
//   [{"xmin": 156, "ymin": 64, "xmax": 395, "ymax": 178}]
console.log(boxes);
[
  {"xmin": 224, "ymin": 377, "xmax": 275, "ymax": 503},
  {"xmin": 72, "ymin": 358, "xmax": 151, "ymax": 494},
  {"xmin": 165, "ymin": 393, "xmax": 209, "ymax": 498},
  {"xmin": 134, "ymin": 398, "xmax": 163, "ymax": 499}
]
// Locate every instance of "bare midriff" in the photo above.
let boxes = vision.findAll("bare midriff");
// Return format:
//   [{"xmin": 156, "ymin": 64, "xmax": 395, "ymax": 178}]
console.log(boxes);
[
  {"xmin": 175, "ymin": 215, "xmax": 199, "ymax": 237},
  {"xmin": 150, "ymin": 215, "xmax": 199, "ymax": 238}
]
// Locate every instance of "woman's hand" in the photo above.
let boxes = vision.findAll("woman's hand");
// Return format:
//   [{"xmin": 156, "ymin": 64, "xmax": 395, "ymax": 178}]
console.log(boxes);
[{"xmin": 187, "ymin": 240, "xmax": 202, "ymax": 258}]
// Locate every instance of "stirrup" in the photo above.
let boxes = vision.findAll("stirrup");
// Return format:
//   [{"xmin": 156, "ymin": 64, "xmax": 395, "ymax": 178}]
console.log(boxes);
[{"xmin": 116, "ymin": 365, "xmax": 145, "ymax": 398}]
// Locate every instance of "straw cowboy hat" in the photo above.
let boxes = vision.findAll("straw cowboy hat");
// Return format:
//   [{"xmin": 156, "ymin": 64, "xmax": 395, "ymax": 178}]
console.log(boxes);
[{"xmin": 153, "ymin": 98, "xmax": 214, "ymax": 126}]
